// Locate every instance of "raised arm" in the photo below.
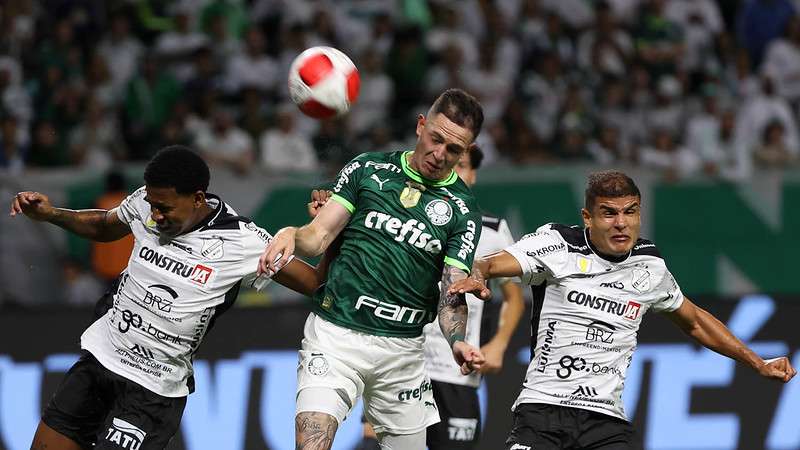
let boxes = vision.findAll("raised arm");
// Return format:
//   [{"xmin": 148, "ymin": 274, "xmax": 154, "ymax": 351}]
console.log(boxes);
[
  {"xmin": 10, "ymin": 191, "xmax": 130, "ymax": 242},
  {"xmin": 438, "ymin": 264, "xmax": 486, "ymax": 375},
  {"xmin": 665, "ymin": 296, "xmax": 797, "ymax": 382},
  {"xmin": 259, "ymin": 198, "xmax": 350, "ymax": 275}
]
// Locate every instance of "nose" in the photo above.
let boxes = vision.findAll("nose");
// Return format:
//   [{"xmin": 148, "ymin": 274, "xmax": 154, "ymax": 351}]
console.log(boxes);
[
  {"xmin": 613, "ymin": 213, "xmax": 626, "ymax": 229},
  {"xmin": 151, "ymin": 208, "xmax": 165, "ymax": 223},
  {"xmin": 432, "ymin": 145, "xmax": 447, "ymax": 162}
]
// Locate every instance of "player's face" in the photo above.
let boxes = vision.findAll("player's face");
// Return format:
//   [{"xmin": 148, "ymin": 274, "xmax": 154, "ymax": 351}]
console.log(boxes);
[
  {"xmin": 454, "ymin": 153, "xmax": 477, "ymax": 187},
  {"xmin": 582, "ymin": 196, "xmax": 641, "ymax": 257},
  {"xmin": 144, "ymin": 186, "xmax": 205, "ymax": 237},
  {"xmin": 413, "ymin": 113, "xmax": 474, "ymax": 181}
]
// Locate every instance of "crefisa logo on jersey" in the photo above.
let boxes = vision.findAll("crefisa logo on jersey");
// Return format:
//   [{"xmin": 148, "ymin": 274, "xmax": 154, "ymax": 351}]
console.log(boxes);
[
  {"xmin": 425, "ymin": 199, "xmax": 453, "ymax": 226},
  {"xmin": 104, "ymin": 417, "xmax": 146, "ymax": 450}
]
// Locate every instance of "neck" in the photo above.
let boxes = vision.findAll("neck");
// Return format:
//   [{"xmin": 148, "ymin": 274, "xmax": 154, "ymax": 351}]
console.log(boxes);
[{"xmin": 585, "ymin": 228, "xmax": 629, "ymax": 263}]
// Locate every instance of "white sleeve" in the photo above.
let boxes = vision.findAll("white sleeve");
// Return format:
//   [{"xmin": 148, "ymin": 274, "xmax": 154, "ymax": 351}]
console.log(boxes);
[
  {"xmin": 503, "ymin": 225, "xmax": 568, "ymax": 286},
  {"xmin": 238, "ymin": 221, "xmax": 294, "ymax": 290},
  {"xmin": 495, "ymin": 219, "xmax": 518, "ymax": 286},
  {"xmin": 116, "ymin": 186, "xmax": 147, "ymax": 225},
  {"xmin": 650, "ymin": 269, "xmax": 685, "ymax": 313}
]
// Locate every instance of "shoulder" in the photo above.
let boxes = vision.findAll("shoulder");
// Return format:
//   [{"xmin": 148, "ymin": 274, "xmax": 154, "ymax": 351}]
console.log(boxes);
[
  {"xmin": 521, "ymin": 223, "xmax": 589, "ymax": 254},
  {"xmin": 631, "ymin": 238, "xmax": 663, "ymax": 259}
]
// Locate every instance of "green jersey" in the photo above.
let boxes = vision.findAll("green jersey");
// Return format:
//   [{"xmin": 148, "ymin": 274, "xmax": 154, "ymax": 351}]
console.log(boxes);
[{"xmin": 313, "ymin": 151, "xmax": 482, "ymax": 337}]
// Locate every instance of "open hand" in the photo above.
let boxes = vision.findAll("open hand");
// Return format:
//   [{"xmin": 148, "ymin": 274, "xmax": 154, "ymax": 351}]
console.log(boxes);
[
  {"xmin": 452, "ymin": 341, "xmax": 485, "ymax": 375},
  {"xmin": 10, "ymin": 191, "xmax": 54, "ymax": 221},
  {"xmin": 448, "ymin": 278, "xmax": 491, "ymax": 300},
  {"xmin": 758, "ymin": 357, "xmax": 797, "ymax": 383}
]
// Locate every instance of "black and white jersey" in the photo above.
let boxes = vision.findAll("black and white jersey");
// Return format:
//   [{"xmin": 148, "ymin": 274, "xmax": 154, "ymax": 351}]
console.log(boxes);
[
  {"xmin": 81, "ymin": 187, "xmax": 276, "ymax": 397},
  {"xmin": 423, "ymin": 215, "xmax": 517, "ymax": 388},
  {"xmin": 506, "ymin": 223, "xmax": 683, "ymax": 420}
]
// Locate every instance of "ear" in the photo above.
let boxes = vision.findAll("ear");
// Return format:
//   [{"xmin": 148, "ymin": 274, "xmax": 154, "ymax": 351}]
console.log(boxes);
[
  {"xmin": 415, "ymin": 114, "xmax": 425, "ymax": 137},
  {"xmin": 193, "ymin": 191, "xmax": 206, "ymax": 208},
  {"xmin": 581, "ymin": 208, "xmax": 591, "ymax": 228}
]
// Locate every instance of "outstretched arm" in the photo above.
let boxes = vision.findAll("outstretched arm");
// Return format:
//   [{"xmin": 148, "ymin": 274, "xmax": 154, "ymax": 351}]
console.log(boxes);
[
  {"xmin": 259, "ymin": 199, "xmax": 350, "ymax": 275},
  {"xmin": 438, "ymin": 265, "xmax": 485, "ymax": 375},
  {"xmin": 665, "ymin": 296, "xmax": 796, "ymax": 382},
  {"xmin": 10, "ymin": 191, "xmax": 130, "ymax": 242},
  {"xmin": 449, "ymin": 250, "xmax": 525, "ymax": 299}
]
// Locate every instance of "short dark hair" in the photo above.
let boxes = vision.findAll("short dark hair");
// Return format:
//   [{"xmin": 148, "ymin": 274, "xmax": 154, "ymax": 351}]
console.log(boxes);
[
  {"xmin": 429, "ymin": 88, "xmax": 484, "ymax": 141},
  {"xmin": 585, "ymin": 170, "xmax": 640, "ymax": 210},
  {"xmin": 468, "ymin": 145, "xmax": 484, "ymax": 170},
  {"xmin": 144, "ymin": 146, "xmax": 210, "ymax": 194}
]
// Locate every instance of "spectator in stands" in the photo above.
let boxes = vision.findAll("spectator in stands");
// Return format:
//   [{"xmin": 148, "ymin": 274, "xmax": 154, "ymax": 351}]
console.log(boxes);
[
  {"xmin": 465, "ymin": 39, "xmax": 514, "ymax": 128},
  {"xmin": 312, "ymin": 117, "xmax": 350, "ymax": 169},
  {"xmin": 640, "ymin": 127, "xmax": 701, "ymax": 181},
  {"xmin": 91, "ymin": 171, "xmax": 134, "ymax": 285},
  {"xmin": 69, "ymin": 96, "xmax": 125, "ymax": 169},
  {"xmin": 123, "ymin": 54, "xmax": 182, "ymax": 159},
  {"xmin": 577, "ymin": 1, "xmax": 634, "ymax": 79},
  {"xmin": 155, "ymin": 9, "xmax": 209, "ymax": 82},
  {"xmin": 762, "ymin": 15, "xmax": 800, "ymax": 106},
  {"xmin": 589, "ymin": 123, "xmax": 628, "ymax": 164},
  {"xmin": 225, "ymin": 27, "xmax": 279, "ymax": 95},
  {"xmin": 205, "ymin": 10, "xmax": 242, "ymax": 68},
  {"xmin": 195, "ymin": 108, "xmax": 254, "ymax": 175},
  {"xmin": 0, "ymin": 115, "xmax": 26, "ymax": 174},
  {"xmin": 646, "ymin": 75, "xmax": 687, "ymax": 136},
  {"xmin": 686, "ymin": 87, "xmax": 745, "ymax": 180},
  {"xmin": 27, "ymin": 120, "xmax": 69, "ymax": 168},
  {"xmin": 734, "ymin": 76, "xmax": 800, "ymax": 172},
  {"xmin": 0, "ymin": 56, "xmax": 32, "ymax": 125},
  {"xmin": 348, "ymin": 48, "xmax": 393, "ymax": 138},
  {"xmin": 521, "ymin": 51, "xmax": 568, "ymax": 144},
  {"xmin": 737, "ymin": 0, "xmax": 796, "ymax": 68},
  {"xmin": 97, "ymin": 12, "xmax": 144, "ymax": 104},
  {"xmin": 754, "ymin": 119, "xmax": 799, "ymax": 166},
  {"xmin": 260, "ymin": 103, "xmax": 318, "ymax": 172},
  {"xmin": 386, "ymin": 25, "xmax": 429, "ymax": 130},
  {"xmin": 635, "ymin": 0, "xmax": 685, "ymax": 78}
]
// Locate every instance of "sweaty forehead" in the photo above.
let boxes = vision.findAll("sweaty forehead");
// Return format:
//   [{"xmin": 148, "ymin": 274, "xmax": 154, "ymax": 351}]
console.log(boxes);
[{"xmin": 428, "ymin": 113, "xmax": 474, "ymax": 149}]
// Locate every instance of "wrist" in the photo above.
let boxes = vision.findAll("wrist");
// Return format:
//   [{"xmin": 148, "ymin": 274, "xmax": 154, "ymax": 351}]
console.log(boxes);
[{"xmin": 449, "ymin": 334, "xmax": 466, "ymax": 349}]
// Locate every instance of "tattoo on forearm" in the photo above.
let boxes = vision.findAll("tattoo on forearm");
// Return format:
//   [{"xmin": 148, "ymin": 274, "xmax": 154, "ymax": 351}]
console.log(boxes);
[
  {"xmin": 295, "ymin": 412, "xmax": 337, "ymax": 450},
  {"xmin": 438, "ymin": 266, "xmax": 468, "ymax": 347}
]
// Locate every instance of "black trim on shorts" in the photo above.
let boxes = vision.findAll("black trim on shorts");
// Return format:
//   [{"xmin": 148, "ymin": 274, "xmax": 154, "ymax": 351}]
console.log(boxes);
[
  {"xmin": 42, "ymin": 351, "xmax": 186, "ymax": 450},
  {"xmin": 426, "ymin": 380, "xmax": 481, "ymax": 450},
  {"xmin": 505, "ymin": 403, "xmax": 639, "ymax": 450}
]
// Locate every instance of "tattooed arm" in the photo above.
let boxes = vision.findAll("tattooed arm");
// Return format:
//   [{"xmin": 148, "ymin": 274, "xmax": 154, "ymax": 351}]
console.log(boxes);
[{"xmin": 438, "ymin": 265, "xmax": 485, "ymax": 374}]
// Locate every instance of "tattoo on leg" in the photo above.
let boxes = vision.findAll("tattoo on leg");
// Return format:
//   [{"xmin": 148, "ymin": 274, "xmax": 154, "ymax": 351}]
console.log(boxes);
[{"xmin": 295, "ymin": 412, "xmax": 338, "ymax": 450}]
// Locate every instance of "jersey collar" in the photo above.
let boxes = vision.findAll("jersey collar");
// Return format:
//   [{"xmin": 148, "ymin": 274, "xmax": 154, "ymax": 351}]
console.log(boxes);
[
  {"xmin": 401, "ymin": 151, "xmax": 458, "ymax": 187},
  {"xmin": 584, "ymin": 228, "xmax": 631, "ymax": 263},
  {"xmin": 184, "ymin": 193, "xmax": 226, "ymax": 235}
]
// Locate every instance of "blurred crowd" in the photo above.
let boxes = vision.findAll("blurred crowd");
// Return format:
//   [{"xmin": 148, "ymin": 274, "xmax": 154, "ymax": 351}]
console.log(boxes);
[{"xmin": 1, "ymin": 0, "xmax": 800, "ymax": 182}]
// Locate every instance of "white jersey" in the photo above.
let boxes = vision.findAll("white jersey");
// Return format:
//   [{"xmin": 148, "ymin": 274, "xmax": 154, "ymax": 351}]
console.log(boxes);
[
  {"xmin": 81, "ymin": 186, "xmax": 276, "ymax": 397},
  {"xmin": 506, "ymin": 223, "xmax": 683, "ymax": 420},
  {"xmin": 423, "ymin": 216, "xmax": 516, "ymax": 388}
]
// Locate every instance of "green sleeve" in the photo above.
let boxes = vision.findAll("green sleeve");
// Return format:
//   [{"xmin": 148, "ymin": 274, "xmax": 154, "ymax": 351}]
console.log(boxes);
[
  {"xmin": 330, "ymin": 153, "xmax": 369, "ymax": 213},
  {"xmin": 444, "ymin": 209, "xmax": 482, "ymax": 273}
]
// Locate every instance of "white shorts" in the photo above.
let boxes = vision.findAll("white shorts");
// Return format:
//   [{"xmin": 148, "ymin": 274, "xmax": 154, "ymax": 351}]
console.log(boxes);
[{"xmin": 296, "ymin": 313, "xmax": 440, "ymax": 435}]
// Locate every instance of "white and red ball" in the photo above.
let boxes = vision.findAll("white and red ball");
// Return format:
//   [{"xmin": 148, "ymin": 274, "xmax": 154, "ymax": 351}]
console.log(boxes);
[{"xmin": 288, "ymin": 46, "xmax": 360, "ymax": 119}]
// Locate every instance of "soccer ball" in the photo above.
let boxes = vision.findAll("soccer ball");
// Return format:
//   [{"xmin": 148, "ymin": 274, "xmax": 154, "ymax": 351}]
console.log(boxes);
[{"xmin": 288, "ymin": 46, "xmax": 360, "ymax": 119}]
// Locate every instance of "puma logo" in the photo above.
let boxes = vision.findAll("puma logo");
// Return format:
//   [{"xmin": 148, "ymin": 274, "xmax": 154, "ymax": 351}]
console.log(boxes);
[{"xmin": 371, "ymin": 174, "xmax": 389, "ymax": 190}]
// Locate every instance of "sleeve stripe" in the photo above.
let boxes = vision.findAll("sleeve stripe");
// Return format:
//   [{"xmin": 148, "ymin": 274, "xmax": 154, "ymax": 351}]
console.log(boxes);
[
  {"xmin": 330, "ymin": 194, "xmax": 355, "ymax": 213},
  {"xmin": 444, "ymin": 257, "xmax": 470, "ymax": 274}
]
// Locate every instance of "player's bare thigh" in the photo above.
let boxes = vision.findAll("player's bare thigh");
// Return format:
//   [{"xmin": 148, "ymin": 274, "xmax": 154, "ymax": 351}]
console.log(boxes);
[
  {"xmin": 295, "ymin": 411, "xmax": 339, "ymax": 450},
  {"xmin": 31, "ymin": 421, "xmax": 85, "ymax": 450}
]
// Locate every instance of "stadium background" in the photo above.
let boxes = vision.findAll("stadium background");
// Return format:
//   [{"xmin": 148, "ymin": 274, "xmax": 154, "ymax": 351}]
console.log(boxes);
[{"xmin": 0, "ymin": 0, "xmax": 799, "ymax": 449}]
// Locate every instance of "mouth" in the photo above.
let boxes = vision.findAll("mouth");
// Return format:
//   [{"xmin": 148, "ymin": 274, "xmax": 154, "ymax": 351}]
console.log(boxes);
[
  {"xmin": 610, "ymin": 234, "xmax": 630, "ymax": 244},
  {"xmin": 425, "ymin": 160, "xmax": 441, "ymax": 173}
]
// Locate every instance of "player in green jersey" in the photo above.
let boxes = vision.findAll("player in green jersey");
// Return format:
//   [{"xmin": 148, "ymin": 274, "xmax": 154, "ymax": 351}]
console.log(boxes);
[{"xmin": 260, "ymin": 89, "xmax": 486, "ymax": 450}]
